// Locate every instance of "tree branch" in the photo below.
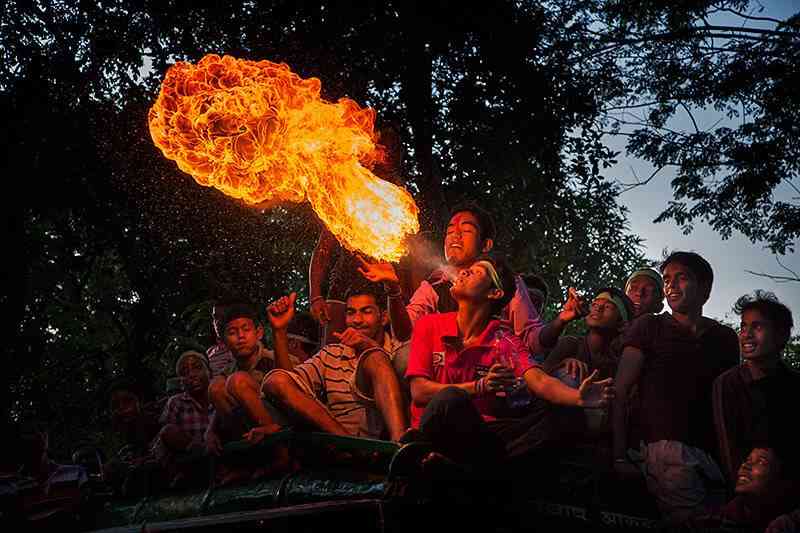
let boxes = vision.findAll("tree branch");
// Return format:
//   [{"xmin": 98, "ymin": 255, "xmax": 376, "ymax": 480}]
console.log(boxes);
[
  {"xmin": 698, "ymin": 25, "xmax": 798, "ymax": 37},
  {"xmin": 618, "ymin": 164, "xmax": 667, "ymax": 192},
  {"xmin": 717, "ymin": 8, "xmax": 787, "ymax": 26},
  {"xmin": 603, "ymin": 117, "xmax": 691, "ymax": 138},
  {"xmin": 601, "ymin": 101, "xmax": 660, "ymax": 112},
  {"xmin": 591, "ymin": 25, "xmax": 795, "ymax": 51},
  {"xmin": 680, "ymin": 101, "xmax": 700, "ymax": 135},
  {"xmin": 745, "ymin": 257, "xmax": 800, "ymax": 283},
  {"xmin": 783, "ymin": 177, "xmax": 800, "ymax": 198},
  {"xmin": 745, "ymin": 271, "xmax": 800, "ymax": 283}
]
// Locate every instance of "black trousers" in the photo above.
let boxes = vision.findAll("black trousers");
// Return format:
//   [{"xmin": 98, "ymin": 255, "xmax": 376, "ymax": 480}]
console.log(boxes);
[{"xmin": 419, "ymin": 387, "xmax": 586, "ymax": 469}]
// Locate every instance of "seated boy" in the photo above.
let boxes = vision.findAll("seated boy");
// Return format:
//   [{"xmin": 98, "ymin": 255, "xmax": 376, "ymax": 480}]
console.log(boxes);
[
  {"xmin": 206, "ymin": 302, "xmax": 294, "ymax": 453},
  {"xmin": 713, "ymin": 291, "xmax": 799, "ymax": 488},
  {"xmin": 153, "ymin": 351, "xmax": 213, "ymax": 484},
  {"xmin": 263, "ymin": 285, "xmax": 407, "ymax": 441},
  {"xmin": 406, "ymin": 256, "xmax": 613, "ymax": 469},
  {"xmin": 105, "ymin": 379, "xmax": 161, "ymax": 486},
  {"xmin": 543, "ymin": 287, "xmax": 634, "ymax": 386}
]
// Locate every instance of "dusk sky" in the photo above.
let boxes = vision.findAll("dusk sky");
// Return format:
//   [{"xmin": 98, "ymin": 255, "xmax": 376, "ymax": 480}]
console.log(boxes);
[{"xmin": 604, "ymin": 0, "xmax": 799, "ymax": 323}]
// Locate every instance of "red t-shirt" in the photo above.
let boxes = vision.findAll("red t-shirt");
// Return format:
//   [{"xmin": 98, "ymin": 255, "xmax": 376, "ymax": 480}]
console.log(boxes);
[{"xmin": 406, "ymin": 312, "xmax": 538, "ymax": 428}]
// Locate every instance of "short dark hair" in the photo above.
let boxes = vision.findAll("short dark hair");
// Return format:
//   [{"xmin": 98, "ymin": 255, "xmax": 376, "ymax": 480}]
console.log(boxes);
[
  {"xmin": 344, "ymin": 283, "xmax": 387, "ymax": 311},
  {"xmin": 734, "ymin": 290, "xmax": 794, "ymax": 346},
  {"xmin": 479, "ymin": 255, "xmax": 516, "ymax": 316},
  {"xmin": 596, "ymin": 287, "xmax": 636, "ymax": 324},
  {"xmin": 448, "ymin": 203, "xmax": 496, "ymax": 243},
  {"xmin": 221, "ymin": 302, "xmax": 261, "ymax": 331},
  {"xmin": 661, "ymin": 251, "xmax": 714, "ymax": 302}
]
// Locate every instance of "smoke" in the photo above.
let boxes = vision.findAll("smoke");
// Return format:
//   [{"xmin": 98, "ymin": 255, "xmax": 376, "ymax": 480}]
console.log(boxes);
[{"xmin": 405, "ymin": 231, "xmax": 458, "ymax": 281}]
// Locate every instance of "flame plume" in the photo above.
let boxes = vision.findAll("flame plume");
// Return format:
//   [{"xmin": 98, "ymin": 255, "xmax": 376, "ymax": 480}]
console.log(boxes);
[{"xmin": 148, "ymin": 54, "xmax": 419, "ymax": 261}]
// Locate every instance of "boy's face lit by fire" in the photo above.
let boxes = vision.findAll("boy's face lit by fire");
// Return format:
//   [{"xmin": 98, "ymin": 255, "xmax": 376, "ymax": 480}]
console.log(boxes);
[
  {"xmin": 345, "ymin": 294, "xmax": 387, "ymax": 343},
  {"xmin": 444, "ymin": 211, "xmax": 492, "ymax": 268},
  {"xmin": 224, "ymin": 318, "xmax": 264, "ymax": 360},
  {"xmin": 450, "ymin": 263, "xmax": 502, "ymax": 306}
]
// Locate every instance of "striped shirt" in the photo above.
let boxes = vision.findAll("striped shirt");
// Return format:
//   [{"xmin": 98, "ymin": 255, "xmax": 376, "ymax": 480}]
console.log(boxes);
[{"xmin": 290, "ymin": 335, "xmax": 404, "ymax": 439}]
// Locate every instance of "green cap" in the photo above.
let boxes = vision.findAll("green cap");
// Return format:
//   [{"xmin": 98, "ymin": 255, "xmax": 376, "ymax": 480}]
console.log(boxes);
[{"xmin": 625, "ymin": 268, "xmax": 664, "ymax": 295}]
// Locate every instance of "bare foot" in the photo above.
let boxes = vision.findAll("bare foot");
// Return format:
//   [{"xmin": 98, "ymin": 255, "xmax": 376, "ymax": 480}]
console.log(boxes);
[{"xmin": 242, "ymin": 423, "xmax": 282, "ymax": 444}]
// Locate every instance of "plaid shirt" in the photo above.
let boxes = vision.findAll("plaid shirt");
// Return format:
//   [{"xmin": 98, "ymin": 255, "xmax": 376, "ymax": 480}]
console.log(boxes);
[{"xmin": 153, "ymin": 392, "xmax": 213, "ymax": 461}]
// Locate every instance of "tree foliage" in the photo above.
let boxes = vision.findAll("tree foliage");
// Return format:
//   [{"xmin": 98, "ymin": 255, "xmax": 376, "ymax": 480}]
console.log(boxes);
[
  {"xmin": 1, "ymin": 1, "xmax": 652, "ymax": 454},
  {"xmin": 589, "ymin": 0, "xmax": 800, "ymax": 254}
]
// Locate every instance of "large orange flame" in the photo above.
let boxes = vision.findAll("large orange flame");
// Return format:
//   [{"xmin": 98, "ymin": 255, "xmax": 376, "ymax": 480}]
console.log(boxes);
[{"xmin": 148, "ymin": 54, "xmax": 419, "ymax": 261}]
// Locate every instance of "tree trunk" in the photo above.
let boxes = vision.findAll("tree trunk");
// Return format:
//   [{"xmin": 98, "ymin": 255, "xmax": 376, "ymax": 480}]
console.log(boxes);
[{"xmin": 399, "ymin": 7, "xmax": 446, "ymax": 233}]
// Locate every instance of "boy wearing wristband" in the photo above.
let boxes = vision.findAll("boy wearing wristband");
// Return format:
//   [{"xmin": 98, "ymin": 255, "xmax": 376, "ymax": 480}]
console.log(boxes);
[{"xmin": 405, "ymin": 256, "xmax": 613, "ymax": 467}]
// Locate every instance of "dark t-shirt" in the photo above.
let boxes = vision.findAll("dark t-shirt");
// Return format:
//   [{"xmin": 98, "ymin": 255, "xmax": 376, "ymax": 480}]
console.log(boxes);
[
  {"xmin": 543, "ymin": 334, "xmax": 623, "ymax": 380},
  {"xmin": 622, "ymin": 312, "xmax": 739, "ymax": 453},
  {"xmin": 713, "ymin": 362, "xmax": 800, "ymax": 485}
]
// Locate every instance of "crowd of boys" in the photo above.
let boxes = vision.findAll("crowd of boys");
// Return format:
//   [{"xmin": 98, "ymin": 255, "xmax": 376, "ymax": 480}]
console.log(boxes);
[{"xmin": 5, "ymin": 203, "xmax": 798, "ymax": 532}]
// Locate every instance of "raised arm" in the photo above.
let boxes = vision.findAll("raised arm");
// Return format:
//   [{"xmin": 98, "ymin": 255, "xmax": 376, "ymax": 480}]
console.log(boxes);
[
  {"xmin": 523, "ymin": 366, "xmax": 612, "ymax": 408},
  {"xmin": 309, "ymin": 229, "xmax": 335, "ymax": 324},
  {"xmin": 387, "ymin": 291, "xmax": 414, "ymax": 341},
  {"xmin": 356, "ymin": 256, "xmax": 414, "ymax": 341},
  {"xmin": 538, "ymin": 288, "xmax": 587, "ymax": 349},
  {"xmin": 267, "ymin": 293, "xmax": 297, "ymax": 371},
  {"xmin": 509, "ymin": 276, "xmax": 547, "ymax": 353}
]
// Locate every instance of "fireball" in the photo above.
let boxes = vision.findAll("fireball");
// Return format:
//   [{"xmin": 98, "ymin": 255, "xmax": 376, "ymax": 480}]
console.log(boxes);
[{"xmin": 148, "ymin": 54, "xmax": 419, "ymax": 261}]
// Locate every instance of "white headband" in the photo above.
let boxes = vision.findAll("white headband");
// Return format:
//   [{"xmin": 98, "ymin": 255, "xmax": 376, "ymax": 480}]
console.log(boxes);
[{"xmin": 475, "ymin": 260, "xmax": 503, "ymax": 291}]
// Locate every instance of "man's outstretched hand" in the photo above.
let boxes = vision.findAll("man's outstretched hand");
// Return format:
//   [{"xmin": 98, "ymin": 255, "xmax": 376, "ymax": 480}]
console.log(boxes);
[
  {"xmin": 577, "ymin": 369, "xmax": 615, "ymax": 408},
  {"xmin": 356, "ymin": 256, "xmax": 400, "ymax": 285}
]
